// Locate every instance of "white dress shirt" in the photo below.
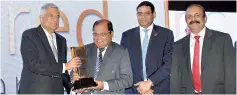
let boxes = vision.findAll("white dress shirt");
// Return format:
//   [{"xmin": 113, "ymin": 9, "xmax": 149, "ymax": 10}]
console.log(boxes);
[
  {"xmin": 139, "ymin": 24, "xmax": 154, "ymax": 84},
  {"xmin": 42, "ymin": 26, "xmax": 66, "ymax": 73},
  {"xmin": 190, "ymin": 27, "xmax": 206, "ymax": 74},
  {"xmin": 190, "ymin": 27, "xmax": 206, "ymax": 92}
]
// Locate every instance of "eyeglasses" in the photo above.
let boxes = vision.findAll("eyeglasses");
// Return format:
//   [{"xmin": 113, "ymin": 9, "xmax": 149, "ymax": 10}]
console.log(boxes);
[
  {"xmin": 92, "ymin": 32, "xmax": 111, "ymax": 37},
  {"xmin": 137, "ymin": 12, "xmax": 152, "ymax": 17}
]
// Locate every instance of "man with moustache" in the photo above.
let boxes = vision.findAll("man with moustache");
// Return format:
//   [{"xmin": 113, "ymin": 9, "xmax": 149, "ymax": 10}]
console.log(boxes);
[
  {"xmin": 121, "ymin": 1, "xmax": 174, "ymax": 94},
  {"xmin": 19, "ymin": 3, "xmax": 81, "ymax": 94},
  {"xmin": 171, "ymin": 4, "xmax": 236, "ymax": 94}
]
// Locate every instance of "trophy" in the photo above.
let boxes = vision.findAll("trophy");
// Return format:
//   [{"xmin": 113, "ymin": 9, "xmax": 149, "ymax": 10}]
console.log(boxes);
[{"xmin": 71, "ymin": 47, "xmax": 97, "ymax": 90}]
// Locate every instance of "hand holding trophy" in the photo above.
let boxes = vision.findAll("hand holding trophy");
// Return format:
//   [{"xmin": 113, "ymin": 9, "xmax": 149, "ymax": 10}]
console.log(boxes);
[{"xmin": 70, "ymin": 47, "xmax": 97, "ymax": 92}]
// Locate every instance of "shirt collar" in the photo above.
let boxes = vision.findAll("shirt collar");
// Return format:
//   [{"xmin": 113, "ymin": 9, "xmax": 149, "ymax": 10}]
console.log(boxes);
[
  {"xmin": 41, "ymin": 25, "xmax": 56, "ymax": 38},
  {"xmin": 190, "ymin": 27, "xmax": 206, "ymax": 39},
  {"xmin": 140, "ymin": 24, "xmax": 153, "ymax": 32},
  {"xmin": 97, "ymin": 46, "xmax": 108, "ymax": 52}
]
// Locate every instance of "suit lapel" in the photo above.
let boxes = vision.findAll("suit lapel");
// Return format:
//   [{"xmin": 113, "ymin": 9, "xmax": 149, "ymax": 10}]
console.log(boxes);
[
  {"xmin": 37, "ymin": 25, "xmax": 56, "ymax": 63},
  {"xmin": 182, "ymin": 35, "xmax": 193, "ymax": 82},
  {"xmin": 145, "ymin": 25, "xmax": 161, "ymax": 76},
  {"xmin": 98, "ymin": 42, "xmax": 113, "ymax": 78},
  {"xmin": 147, "ymin": 25, "xmax": 160, "ymax": 50},
  {"xmin": 55, "ymin": 33, "xmax": 62, "ymax": 63},
  {"xmin": 201, "ymin": 28, "xmax": 212, "ymax": 72},
  {"xmin": 133, "ymin": 27, "xmax": 143, "ymax": 80},
  {"xmin": 146, "ymin": 25, "xmax": 160, "ymax": 58}
]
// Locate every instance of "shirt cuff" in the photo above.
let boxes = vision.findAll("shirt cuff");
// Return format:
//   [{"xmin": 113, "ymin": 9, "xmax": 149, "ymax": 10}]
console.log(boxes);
[
  {"xmin": 148, "ymin": 78, "xmax": 154, "ymax": 86},
  {"xmin": 102, "ymin": 81, "xmax": 109, "ymax": 91},
  {"xmin": 70, "ymin": 87, "xmax": 77, "ymax": 95},
  {"xmin": 62, "ymin": 63, "xmax": 65, "ymax": 73}
]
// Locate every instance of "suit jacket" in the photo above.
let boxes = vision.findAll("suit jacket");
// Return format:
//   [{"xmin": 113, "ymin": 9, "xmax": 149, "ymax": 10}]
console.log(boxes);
[
  {"xmin": 171, "ymin": 28, "xmax": 236, "ymax": 94},
  {"xmin": 120, "ymin": 24, "xmax": 174, "ymax": 94},
  {"xmin": 19, "ymin": 25, "xmax": 72, "ymax": 94},
  {"xmin": 84, "ymin": 42, "xmax": 133, "ymax": 94}
]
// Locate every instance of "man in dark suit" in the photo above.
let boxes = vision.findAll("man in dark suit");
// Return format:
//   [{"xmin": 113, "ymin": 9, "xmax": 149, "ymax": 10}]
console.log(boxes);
[
  {"xmin": 19, "ymin": 3, "xmax": 81, "ymax": 94},
  {"xmin": 120, "ymin": 1, "xmax": 174, "ymax": 94},
  {"xmin": 171, "ymin": 4, "xmax": 236, "ymax": 94},
  {"xmin": 74, "ymin": 19, "xmax": 133, "ymax": 94}
]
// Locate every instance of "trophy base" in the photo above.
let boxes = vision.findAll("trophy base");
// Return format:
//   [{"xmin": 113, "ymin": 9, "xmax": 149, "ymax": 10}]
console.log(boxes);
[{"xmin": 73, "ymin": 77, "xmax": 97, "ymax": 89}]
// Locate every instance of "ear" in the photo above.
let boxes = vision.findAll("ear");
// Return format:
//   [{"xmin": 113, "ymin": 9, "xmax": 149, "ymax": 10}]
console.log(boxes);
[
  {"xmin": 204, "ymin": 16, "xmax": 207, "ymax": 23},
  {"xmin": 153, "ymin": 12, "xmax": 156, "ymax": 19},
  {"xmin": 39, "ymin": 15, "xmax": 43, "ymax": 23},
  {"xmin": 111, "ymin": 32, "xmax": 114, "ymax": 38}
]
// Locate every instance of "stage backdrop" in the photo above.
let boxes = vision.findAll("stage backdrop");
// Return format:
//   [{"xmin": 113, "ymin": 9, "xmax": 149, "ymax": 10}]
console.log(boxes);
[
  {"xmin": 1, "ymin": 1, "xmax": 166, "ymax": 94},
  {"xmin": 169, "ymin": 11, "xmax": 237, "ymax": 43}
]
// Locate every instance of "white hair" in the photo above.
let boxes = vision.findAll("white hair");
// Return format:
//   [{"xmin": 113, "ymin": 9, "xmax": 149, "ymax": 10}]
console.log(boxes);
[{"xmin": 40, "ymin": 3, "xmax": 59, "ymax": 16}]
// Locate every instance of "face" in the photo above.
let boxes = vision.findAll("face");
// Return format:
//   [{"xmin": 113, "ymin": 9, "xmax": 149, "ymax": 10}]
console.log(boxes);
[
  {"xmin": 93, "ymin": 22, "xmax": 113, "ymax": 48},
  {"xmin": 137, "ymin": 6, "xmax": 156, "ymax": 28},
  {"xmin": 40, "ymin": 7, "xmax": 60, "ymax": 33},
  {"xmin": 185, "ymin": 6, "xmax": 207, "ymax": 34}
]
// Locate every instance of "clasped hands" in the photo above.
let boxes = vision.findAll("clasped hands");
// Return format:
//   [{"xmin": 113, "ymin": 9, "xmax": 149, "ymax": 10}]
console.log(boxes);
[{"xmin": 134, "ymin": 79, "xmax": 154, "ymax": 95}]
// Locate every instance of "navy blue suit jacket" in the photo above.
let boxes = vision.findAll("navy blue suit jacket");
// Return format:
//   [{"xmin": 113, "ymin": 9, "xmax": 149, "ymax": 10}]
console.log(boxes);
[{"xmin": 120, "ymin": 24, "xmax": 174, "ymax": 94}]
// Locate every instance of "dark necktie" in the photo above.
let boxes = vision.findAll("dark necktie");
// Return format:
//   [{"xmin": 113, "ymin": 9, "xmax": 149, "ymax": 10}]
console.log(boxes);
[{"xmin": 94, "ymin": 48, "xmax": 105, "ymax": 79}]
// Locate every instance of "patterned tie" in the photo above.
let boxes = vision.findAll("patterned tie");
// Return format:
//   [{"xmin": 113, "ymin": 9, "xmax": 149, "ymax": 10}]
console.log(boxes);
[
  {"xmin": 192, "ymin": 36, "xmax": 201, "ymax": 92},
  {"xmin": 49, "ymin": 35, "xmax": 58, "ymax": 62},
  {"xmin": 94, "ymin": 48, "xmax": 105, "ymax": 79},
  {"xmin": 141, "ymin": 29, "xmax": 149, "ymax": 81}
]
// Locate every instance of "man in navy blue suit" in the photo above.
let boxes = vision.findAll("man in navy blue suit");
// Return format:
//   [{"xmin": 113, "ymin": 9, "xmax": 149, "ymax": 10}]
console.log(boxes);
[{"xmin": 120, "ymin": 1, "xmax": 174, "ymax": 94}]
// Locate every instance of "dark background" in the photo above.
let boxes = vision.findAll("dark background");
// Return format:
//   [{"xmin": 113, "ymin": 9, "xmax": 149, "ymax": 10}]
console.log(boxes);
[{"xmin": 168, "ymin": 1, "xmax": 236, "ymax": 12}]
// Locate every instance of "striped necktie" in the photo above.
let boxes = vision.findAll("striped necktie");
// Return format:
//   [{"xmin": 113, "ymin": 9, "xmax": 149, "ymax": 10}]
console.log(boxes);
[
  {"xmin": 94, "ymin": 48, "xmax": 105, "ymax": 79},
  {"xmin": 49, "ymin": 34, "xmax": 58, "ymax": 62}
]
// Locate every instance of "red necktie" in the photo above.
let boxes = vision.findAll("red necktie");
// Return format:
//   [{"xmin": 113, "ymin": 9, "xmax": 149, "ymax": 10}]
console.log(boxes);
[{"xmin": 192, "ymin": 36, "xmax": 201, "ymax": 92}]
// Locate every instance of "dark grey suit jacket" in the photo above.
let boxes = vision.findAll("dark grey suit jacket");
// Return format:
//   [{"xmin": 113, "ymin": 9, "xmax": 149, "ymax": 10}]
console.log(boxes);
[
  {"xmin": 85, "ymin": 42, "xmax": 133, "ymax": 94},
  {"xmin": 19, "ymin": 25, "xmax": 72, "ymax": 94},
  {"xmin": 171, "ymin": 28, "xmax": 236, "ymax": 94}
]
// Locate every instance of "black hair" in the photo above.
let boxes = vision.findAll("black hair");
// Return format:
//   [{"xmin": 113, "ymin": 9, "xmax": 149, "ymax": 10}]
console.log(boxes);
[
  {"xmin": 92, "ymin": 19, "xmax": 113, "ymax": 32},
  {"xmin": 137, "ymin": 1, "xmax": 155, "ymax": 13}
]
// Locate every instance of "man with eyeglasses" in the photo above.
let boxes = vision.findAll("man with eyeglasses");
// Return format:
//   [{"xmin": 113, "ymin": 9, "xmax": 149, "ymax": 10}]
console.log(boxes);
[
  {"xmin": 74, "ymin": 19, "xmax": 133, "ymax": 94},
  {"xmin": 171, "ymin": 4, "xmax": 236, "ymax": 94},
  {"xmin": 120, "ymin": 1, "xmax": 174, "ymax": 94}
]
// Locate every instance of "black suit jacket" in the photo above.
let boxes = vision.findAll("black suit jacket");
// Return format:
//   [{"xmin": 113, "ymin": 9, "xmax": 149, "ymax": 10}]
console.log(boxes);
[
  {"xmin": 171, "ymin": 28, "xmax": 236, "ymax": 94},
  {"xmin": 19, "ymin": 25, "xmax": 72, "ymax": 94},
  {"xmin": 121, "ymin": 24, "xmax": 174, "ymax": 94}
]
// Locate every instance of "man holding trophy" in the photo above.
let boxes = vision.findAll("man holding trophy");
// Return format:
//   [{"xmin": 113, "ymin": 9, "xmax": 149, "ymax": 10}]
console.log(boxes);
[{"xmin": 71, "ymin": 19, "xmax": 133, "ymax": 94}]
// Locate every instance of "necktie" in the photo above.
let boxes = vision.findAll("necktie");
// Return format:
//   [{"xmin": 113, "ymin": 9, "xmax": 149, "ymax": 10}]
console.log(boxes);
[
  {"xmin": 49, "ymin": 35, "xmax": 58, "ymax": 62},
  {"xmin": 94, "ymin": 48, "xmax": 105, "ymax": 79},
  {"xmin": 192, "ymin": 36, "xmax": 201, "ymax": 92},
  {"xmin": 141, "ymin": 29, "xmax": 149, "ymax": 81}
]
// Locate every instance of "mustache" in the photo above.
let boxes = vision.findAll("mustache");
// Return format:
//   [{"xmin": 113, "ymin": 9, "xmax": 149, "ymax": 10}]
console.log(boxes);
[{"xmin": 189, "ymin": 20, "xmax": 200, "ymax": 25}]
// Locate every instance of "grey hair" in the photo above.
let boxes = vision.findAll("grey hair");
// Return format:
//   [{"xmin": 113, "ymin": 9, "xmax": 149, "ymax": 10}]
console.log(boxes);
[
  {"xmin": 40, "ymin": 3, "xmax": 59, "ymax": 16},
  {"xmin": 185, "ymin": 4, "xmax": 206, "ymax": 18}
]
